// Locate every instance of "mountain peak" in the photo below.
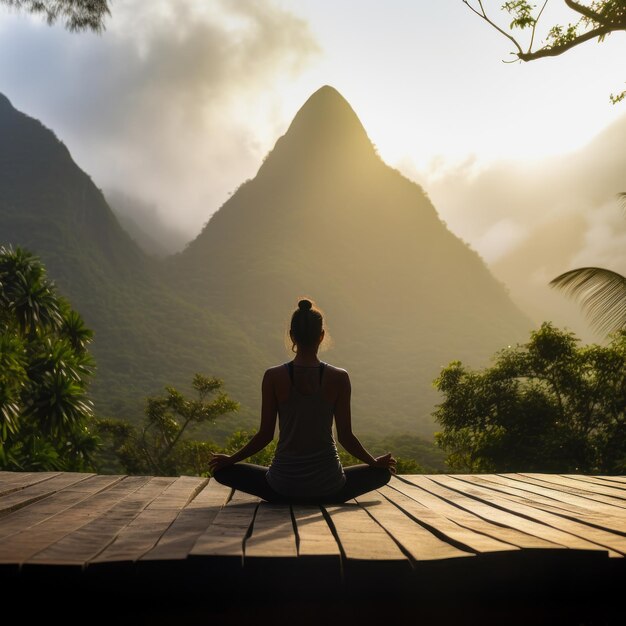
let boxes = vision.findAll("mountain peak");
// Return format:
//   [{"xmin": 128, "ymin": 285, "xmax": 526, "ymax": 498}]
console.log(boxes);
[
  {"xmin": 295, "ymin": 85, "xmax": 357, "ymax": 119},
  {"xmin": 258, "ymin": 85, "xmax": 377, "ymax": 180},
  {"xmin": 286, "ymin": 85, "xmax": 371, "ymax": 146}
]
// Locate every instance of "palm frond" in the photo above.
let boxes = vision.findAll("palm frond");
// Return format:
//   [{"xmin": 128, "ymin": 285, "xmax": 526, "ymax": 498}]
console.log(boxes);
[{"xmin": 550, "ymin": 267, "xmax": 626, "ymax": 334}]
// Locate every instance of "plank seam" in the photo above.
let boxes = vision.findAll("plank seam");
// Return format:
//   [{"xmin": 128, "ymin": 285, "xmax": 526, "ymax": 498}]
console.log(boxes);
[
  {"xmin": 319, "ymin": 506, "xmax": 346, "ymax": 583},
  {"xmin": 426, "ymin": 476, "xmax": 624, "ymax": 556},
  {"xmin": 241, "ymin": 500, "xmax": 261, "ymax": 568},
  {"xmin": 0, "ymin": 473, "xmax": 61, "ymax": 498},
  {"xmin": 503, "ymin": 474, "xmax": 626, "ymax": 509},
  {"xmin": 400, "ymin": 478, "xmax": 517, "ymax": 531},
  {"xmin": 356, "ymin": 492, "xmax": 416, "ymax": 569},
  {"xmin": 85, "ymin": 478, "xmax": 188, "ymax": 565},
  {"xmin": 0, "ymin": 475, "xmax": 127, "ymax": 550},
  {"xmin": 450, "ymin": 475, "xmax": 626, "ymax": 538},
  {"xmin": 289, "ymin": 506, "xmax": 301, "ymax": 555},
  {"xmin": 382, "ymin": 485, "xmax": 479, "ymax": 554},
  {"xmin": 0, "ymin": 474, "xmax": 95, "ymax": 518}
]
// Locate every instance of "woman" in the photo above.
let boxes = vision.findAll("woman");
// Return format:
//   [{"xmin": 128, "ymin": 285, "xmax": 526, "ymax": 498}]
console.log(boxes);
[{"xmin": 209, "ymin": 298, "xmax": 396, "ymax": 503}]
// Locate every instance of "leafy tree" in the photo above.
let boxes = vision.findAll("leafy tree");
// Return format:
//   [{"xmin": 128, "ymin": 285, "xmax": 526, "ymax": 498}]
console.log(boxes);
[
  {"xmin": 0, "ymin": 246, "xmax": 98, "ymax": 470},
  {"xmin": 221, "ymin": 429, "xmax": 277, "ymax": 468},
  {"xmin": 98, "ymin": 374, "xmax": 239, "ymax": 476},
  {"xmin": 464, "ymin": 1, "xmax": 626, "ymax": 102},
  {"xmin": 433, "ymin": 322, "xmax": 626, "ymax": 473},
  {"xmin": 550, "ymin": 193, "xmax": 626, "ymax": 333},
  {"xmin": 0, "ymin": 0, "xmax": 110, "ymax": 32}
]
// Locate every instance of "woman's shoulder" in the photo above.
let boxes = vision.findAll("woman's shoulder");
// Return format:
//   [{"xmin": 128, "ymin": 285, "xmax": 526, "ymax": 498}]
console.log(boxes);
[
  {"xmin": 322, "ymin": 362, "xmax": 350, "ymax": 383},
  {"xmin": 264, "ymin": 363, "xmax": 289, "ymax": 378}
]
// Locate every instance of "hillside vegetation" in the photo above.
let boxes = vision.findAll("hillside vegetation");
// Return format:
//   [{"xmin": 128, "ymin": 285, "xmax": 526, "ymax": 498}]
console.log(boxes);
[{"xmin": 0, "ymin": 87, "xmax": 532, "ymax": 439}]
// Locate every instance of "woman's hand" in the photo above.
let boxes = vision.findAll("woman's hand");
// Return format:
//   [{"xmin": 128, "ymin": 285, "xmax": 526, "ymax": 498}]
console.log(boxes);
[
  {"xmin": 208, "ymin": 452, "xmax": 234, "ymax": 473},
  {"xmin": 372, "ymin": 452, "xmax": 397, "ymax": 474}
]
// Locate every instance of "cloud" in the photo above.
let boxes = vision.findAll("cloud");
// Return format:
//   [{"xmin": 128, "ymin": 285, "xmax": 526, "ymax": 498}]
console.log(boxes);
[
  {"xmin": 0, "ymin": 0, "xmax": 319, "ymax": 236},
  {"xmin": 475, "ymin": 218, "xmax": 528, "ymax": 263},
  {"xmin": 404, "ymin": 113, "xmax": 626, "ymax": 342}
]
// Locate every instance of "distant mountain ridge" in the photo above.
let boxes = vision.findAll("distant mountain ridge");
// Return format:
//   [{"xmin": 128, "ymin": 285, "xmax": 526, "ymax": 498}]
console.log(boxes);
[{"xmin": 1, "ymin": 86, "xmax": 532, "ymax": 437}]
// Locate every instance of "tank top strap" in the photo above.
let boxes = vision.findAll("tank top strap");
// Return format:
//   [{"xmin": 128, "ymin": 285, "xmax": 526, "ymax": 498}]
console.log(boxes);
[{"xmin": 285, "ymin": 361, "xmax": 325, "ymax": 389}]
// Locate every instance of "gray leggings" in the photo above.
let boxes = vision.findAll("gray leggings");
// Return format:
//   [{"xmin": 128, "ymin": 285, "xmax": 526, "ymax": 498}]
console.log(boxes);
[{"xmin": 213, "ymin": 462, "xmax": 391, "ymax": 504}]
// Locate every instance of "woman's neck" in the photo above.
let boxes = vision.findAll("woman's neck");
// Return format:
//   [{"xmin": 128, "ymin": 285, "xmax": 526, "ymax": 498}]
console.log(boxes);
[{"xmin": 293, "ymin": 346, "xmax": 320, "ymax": 366}]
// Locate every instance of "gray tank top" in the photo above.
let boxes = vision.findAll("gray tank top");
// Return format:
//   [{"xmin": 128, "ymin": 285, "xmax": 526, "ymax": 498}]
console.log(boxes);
[{"xmin": 266, "ymin": 362, "xmax": 346, "ymax": 497}]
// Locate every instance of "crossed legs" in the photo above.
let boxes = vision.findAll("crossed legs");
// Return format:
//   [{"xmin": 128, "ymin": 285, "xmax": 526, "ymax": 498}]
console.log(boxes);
[{"xmin": 213, "ymin": 462, "xmax": 391, "ymax": 504}]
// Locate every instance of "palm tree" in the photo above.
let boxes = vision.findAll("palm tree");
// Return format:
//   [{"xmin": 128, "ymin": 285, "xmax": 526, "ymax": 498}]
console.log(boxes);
[
  {"xmin": 0, "ymin": 246, "xmax": 97, "ymax": 470},
  {"xmin": 550, "ymin": 193, "xmax": 626, "ymax": 334}
]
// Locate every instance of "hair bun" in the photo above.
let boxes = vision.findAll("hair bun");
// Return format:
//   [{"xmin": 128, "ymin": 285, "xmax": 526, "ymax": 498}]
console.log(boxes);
[{"xmin": 298, "ymin": 299, "xmax": 313, "ymax": 312}]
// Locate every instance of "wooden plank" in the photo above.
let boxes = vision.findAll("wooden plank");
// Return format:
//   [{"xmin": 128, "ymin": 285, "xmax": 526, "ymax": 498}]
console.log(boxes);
[
  {"xmin": 424, "ymin": 475, "xmax": 623, "ymax": 556},
  {"xmin": 89, "ymin": 476, "xmax": 205, "ymax": 565},
  {"xmin": 0, "ymin": 472, "xmax": 60, "ymax": 497},
  {"xmin": 141, "ymin": 479, "xmax": 231, "ymax": 562},
  {"xmin": 291, "ymin": 504, "xmax": 341, "ymax": 560},
  {"xmin": 0, "ymin": 475, "xmax": 125, "ymax": 542},
  {"xmin": 354, "ymin": 492, "xmax": 473, "ymax": 562},
  {"xmin": 452, "ymin": 474, "xmax": 626, "ymax": 536},
  {"xmin": 386, "ymin": 480, "xmax": 554, "ymax": 552},
  {"xmin": 505, "ymin": 474, "xmax": 626, "ymax": 509},
  {"xmin": 0, "ymin": 476, "xmax": 145, "ymax": 565},
  {"xmin": 189, "ymin": 489, "xmax": 259, "ymax": 558},
  {"xmin": 563, "ymin": 475, "xmax": 626, "ymax": 493},
  {"xmin": 405, "ymin": 476, "xmax": 612, "ymax": 555},
  {"xmin": 380, "ymin": 484, "xmax": 515, "ymax": 555},
  {"xmin": 596, "ymin": 475, "xmax": 626, "ymax": 485},
  {"xmin": 457, "ymin": 474, "xmax": 590, "ymax": 514},
  {"xmin": 519, "ymin": 473, "xmax": 626, "ymax": 501},
  {"xmin": 322, "ymin": 498, "xmax": 411, "ymax": 577},
  {"xmin": 27, "ymin": 477, "xmax": 175, "ymax": 566},
  {"xmin": 244, "ymin": 502, "xmax": 297, "ymax": 560},
  {"xmin": 0, "ymin": 472, "xmax": 94, "ymax": 517},
  {"xmin": 482, "ymin": 473, "xmax": 626, "ymax": 514}
]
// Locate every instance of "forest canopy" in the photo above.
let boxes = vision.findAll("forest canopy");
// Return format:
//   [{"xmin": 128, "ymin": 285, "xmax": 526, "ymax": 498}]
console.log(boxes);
[{"xmin": 434, "ymin": 322, "xmax": 626, "ymax": 474}]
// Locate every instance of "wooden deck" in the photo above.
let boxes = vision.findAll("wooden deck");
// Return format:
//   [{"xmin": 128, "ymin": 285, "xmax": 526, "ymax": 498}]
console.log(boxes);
[{"xmin": 1, "ymin": 471, "xmax": 625, "ymax": 625}]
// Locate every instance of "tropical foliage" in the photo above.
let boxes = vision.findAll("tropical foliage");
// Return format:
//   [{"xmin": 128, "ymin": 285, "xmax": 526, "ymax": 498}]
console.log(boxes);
[
  {"xmin": 550, "ymin": 193, "xmax": 626, "ymax": 333},
  {"xmin": 97, "ymin": 374, "xmax": 239, "ymax": 476},
  {"xmin": 434, "ymin": 323, "xmax": 626, "ymax": 474},
  {"xmin": 0, "ymin": 246, "xmax": 98, "ymax": 470}
]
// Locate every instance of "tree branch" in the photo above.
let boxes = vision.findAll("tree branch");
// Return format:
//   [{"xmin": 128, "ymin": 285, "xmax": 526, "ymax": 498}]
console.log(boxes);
[
  {"xmin": 564, "ymin": 0, "xmax": 609, "ymax": 24},
  {"xmin": 528, "ymin": 0, "xmax": 550, "ymax": 53},
  {"xmin": 163, "ymin": 414, "xmax": 193, "ymax": 459},
  {"xmin": 463, "ymin": 0, "xmax": 525, "ymax": 56},
  {"xmin": 518, "ymin": 23, "xmax": 615, "ymax": 59}
]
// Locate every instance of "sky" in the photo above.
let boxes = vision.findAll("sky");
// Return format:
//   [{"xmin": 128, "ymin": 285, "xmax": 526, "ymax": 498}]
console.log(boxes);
[{"xmin": 0, "ymin": 0, "xmax": 624, "ymax": 336}]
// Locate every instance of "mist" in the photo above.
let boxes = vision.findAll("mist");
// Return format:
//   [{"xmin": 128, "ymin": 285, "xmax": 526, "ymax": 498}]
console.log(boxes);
[
  {"xmin": 0, "ymin": 0, "xmax": 319, "ymax": 237},
  {"xmin": 406, "ymin": 112, "xmax": 626, "ymax": 343}
]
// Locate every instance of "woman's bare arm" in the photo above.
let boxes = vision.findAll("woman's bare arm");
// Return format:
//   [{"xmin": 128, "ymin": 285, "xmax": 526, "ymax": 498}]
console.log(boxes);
[
  {"xmin": 208, "ymin": 369, "xmax": 277, "ymax": 471},
  {"xmin": 334, "ymin": 370, "xmax": 396, "ymax": 471}
]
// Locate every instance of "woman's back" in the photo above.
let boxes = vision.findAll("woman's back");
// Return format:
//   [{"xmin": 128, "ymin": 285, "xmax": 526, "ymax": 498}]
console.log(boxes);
[{"xmin": 266, "ymin": 362, "xmax": 346, "ymax": 497}]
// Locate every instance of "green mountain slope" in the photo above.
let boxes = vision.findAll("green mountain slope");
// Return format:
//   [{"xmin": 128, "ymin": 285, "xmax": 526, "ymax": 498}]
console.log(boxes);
[
  {"xmin": 172, "ymin": 86, "xmax": 533, "ymax": 435},
  {"xmin": 0, "ymin": 92, "xmax": 265, "ymax": 432}
]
